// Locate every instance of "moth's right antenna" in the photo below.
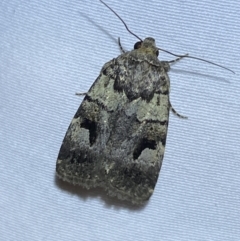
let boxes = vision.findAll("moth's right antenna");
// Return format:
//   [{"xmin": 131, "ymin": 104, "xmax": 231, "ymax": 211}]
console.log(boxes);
[
  {"xmin": 156, "ymin": 48, "xmax": 235, "ymax": 74},
  {"xmin": 100, "ymin": 0, "xmax": 235, "ymax": 74}
]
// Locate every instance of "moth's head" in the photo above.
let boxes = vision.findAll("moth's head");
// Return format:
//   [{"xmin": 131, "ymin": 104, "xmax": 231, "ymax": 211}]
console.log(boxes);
[{"xmin": 134, "ymin": 37, "xmax": 159, "ymax": 56}]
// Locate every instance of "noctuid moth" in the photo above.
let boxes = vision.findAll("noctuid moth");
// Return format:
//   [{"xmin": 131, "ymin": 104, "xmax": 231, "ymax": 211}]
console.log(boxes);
[{"xmin": 56, "ymin": 1, "xmax": 234, "ymax": 204}]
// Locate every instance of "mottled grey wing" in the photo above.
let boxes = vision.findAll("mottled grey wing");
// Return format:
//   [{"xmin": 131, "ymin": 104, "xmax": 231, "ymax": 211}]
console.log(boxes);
[{"xmin": 56, "ymin": 51, "xmax": 170, "ymax": 204}]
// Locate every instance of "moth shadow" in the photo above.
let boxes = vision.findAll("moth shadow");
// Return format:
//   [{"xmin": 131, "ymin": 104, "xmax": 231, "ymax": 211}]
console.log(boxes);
[
  {"xmin": 55, "ymin": 175, "xmax": 147, "ymax": 211},
  {"xmin": 79, "ymin": 12, "xmax": 119, "ymax": 48},
  {"xmin": 171, "ymin": 68, "xmax": 230, "ymax": 83}
]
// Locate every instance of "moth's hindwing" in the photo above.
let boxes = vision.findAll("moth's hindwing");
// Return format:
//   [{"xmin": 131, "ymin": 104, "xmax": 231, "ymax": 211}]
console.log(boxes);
[{"xmin": 56, "ymin": 38, "xmax": 171, "ymax": 204}]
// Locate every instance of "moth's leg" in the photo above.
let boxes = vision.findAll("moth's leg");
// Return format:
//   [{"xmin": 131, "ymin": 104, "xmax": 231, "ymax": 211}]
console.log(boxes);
[
  {"xmin": 169, "ymin": 101, "xmax": 188, "ymax": 119},
  {"xmin": 168, "ymin": 54, "xmax": 189, "ymax": 64},
  {"xmin": 168, "ymin": 54, "xmax": 188, "ymax": 119},
  {"xmin": 118, "ymin": 37, "xmax": 126, "ymax": 53},
  {"xmin": 75, "ymin": 92, "xmax": 87, "ymax": 96}
]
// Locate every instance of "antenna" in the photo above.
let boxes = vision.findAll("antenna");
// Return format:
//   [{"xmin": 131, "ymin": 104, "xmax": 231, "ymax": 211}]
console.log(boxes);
[{"xmin": 100, "ymin": 0, "xmax": 235, "ymax": 74}]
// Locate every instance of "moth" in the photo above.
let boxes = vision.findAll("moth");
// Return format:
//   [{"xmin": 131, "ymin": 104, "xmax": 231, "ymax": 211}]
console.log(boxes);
[{"xmin": 56, "ymin": 1, "xmax": 233, "ymax": 204}]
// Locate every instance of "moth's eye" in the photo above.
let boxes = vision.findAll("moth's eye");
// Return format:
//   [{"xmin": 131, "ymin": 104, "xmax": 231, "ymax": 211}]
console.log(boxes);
[
  {"xmin": 156, "ymin": 50, "xmax": 159, "ymax": 56},
  {"xmin": 134, "ymin": 41, "xmax": 142, "ymax": 49}
]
